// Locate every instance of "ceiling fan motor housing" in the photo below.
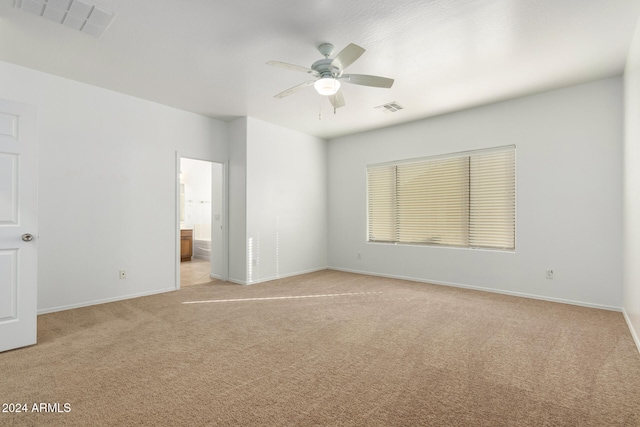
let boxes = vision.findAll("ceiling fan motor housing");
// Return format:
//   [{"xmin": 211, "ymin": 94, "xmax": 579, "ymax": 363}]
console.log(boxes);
[{"xmin": 311, "ymin": 58, "xmax": 342, "ymax": 78}]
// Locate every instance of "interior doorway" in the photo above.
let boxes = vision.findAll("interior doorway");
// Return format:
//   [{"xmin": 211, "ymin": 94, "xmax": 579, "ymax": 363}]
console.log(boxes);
[{"xmin": 177, "ymin": 156, "xmax": 227, "ymax": 287}]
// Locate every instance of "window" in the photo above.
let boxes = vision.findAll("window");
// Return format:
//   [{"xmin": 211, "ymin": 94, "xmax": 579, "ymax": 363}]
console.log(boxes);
[{"xmin": 367, "ymin": 146, "xmax": 515, "ymax": 250}]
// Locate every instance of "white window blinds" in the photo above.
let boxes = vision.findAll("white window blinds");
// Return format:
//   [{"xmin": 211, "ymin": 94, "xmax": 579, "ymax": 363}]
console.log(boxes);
[
  {"xmin": 367, "ymin": 165, "xmax": 397, "ymax": 243},
  {"xmin": 469, "ymin": 149, "xmax": 516, "ymax": 249},
  {"xmin": 367, "ymin": 146, "xmax": 515, "ymax": 250}
]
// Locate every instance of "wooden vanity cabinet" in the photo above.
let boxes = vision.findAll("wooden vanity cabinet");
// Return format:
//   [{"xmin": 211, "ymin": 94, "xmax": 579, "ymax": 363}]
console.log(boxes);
[{"xmin": 180, "ymin": 229, "xmax": 193, "ymax": 262}]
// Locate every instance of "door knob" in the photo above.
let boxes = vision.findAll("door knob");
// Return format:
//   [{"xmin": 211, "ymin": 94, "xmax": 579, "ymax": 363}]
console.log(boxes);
[{"xmin": 22, "ymin": 233, "xmax": 34, "ymax": 242}]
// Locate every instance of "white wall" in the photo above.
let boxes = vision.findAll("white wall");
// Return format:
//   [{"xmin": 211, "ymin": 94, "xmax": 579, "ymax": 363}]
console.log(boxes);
[
  {"xmin": 1, "ymin": 54, "xmax": 626, "ymax": 316},
  {"xmin": 328, "ymin": 78, "xmax": 623, "ymax": 309},
  {"xmin": 228, "ymin": 117, "xmax": 328, "ymax": 284},
  {"xmin": 624, "ymin": 17, "xmax": 640, "ymax": 349},
  {"xmin": 228, "ymin": 117, "xmax": 248, "ymax": 283},
  {"xmin": 245, "ymin": 118, "xmax": 327, "ymax": 283},
  {"xmin": 0, "ymin": 60, "xmax": 228, "ymax": 313}
]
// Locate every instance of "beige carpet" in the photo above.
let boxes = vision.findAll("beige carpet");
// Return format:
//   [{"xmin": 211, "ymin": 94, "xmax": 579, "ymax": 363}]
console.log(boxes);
[{"xmin": 1, "ymin": 270, "xmax": 639, "ymax": 426}]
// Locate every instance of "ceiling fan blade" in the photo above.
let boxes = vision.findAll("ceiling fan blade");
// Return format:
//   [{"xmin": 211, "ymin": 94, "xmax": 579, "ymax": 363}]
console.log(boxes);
[
  {"xmin": 331, "ymin": 43, "xmax": 365, "ymax": 70},
  {"xmin": 274, "ymin": 80, "xmax": 316, "ymax": 98},
  {"xmin": 340, "ymin": 74, "xmax": 394, "ymax": 88},
  {"xmin": 267, "ymin": 61, "xmax": 319, "ymax": 76},
  {"xmin": 328, "ymin": 90, "xmax": 345, "ymax": 109}
]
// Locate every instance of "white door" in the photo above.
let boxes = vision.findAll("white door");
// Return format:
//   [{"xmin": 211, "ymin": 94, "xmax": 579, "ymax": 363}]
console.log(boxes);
[{"xmin": 0, "ymin": 99, "xmax": 38, "ymax": 353}]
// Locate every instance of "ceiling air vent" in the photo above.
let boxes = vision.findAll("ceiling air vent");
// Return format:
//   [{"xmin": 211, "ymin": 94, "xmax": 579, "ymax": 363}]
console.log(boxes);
[
  {"xmin": 375, "ymin": 102, "xmax": 404, "ymax": 113},
  {"xmin": 13, "ymin": 0, "xmax": 115, "ymax": 38}
]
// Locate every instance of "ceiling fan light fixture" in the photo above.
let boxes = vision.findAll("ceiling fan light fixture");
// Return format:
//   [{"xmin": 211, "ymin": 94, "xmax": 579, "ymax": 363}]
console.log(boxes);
[{"xmin": 314, "ymin": 77, "xmax": 341, "ymax": 96}]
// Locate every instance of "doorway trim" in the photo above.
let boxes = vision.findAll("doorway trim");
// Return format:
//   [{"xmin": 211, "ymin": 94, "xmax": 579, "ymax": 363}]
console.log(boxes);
[{"xmin": 175, "ymin": 152, "xmax": 229, "ymax": 289}]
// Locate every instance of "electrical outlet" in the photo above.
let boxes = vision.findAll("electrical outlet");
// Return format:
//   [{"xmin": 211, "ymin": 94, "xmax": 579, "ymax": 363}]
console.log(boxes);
[
  {"xmin": 119, "ymin": 270, "xmax": 127, "ymax": 279},
  {"xmin": 545, "ymin": 269, "xmax": 554, "ymax": 279}
]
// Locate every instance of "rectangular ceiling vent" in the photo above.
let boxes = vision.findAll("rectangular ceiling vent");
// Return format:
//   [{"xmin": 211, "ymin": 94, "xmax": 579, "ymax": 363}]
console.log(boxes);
[
  {"xmin": 375, "ymin": 102, "xmax": 404, "ymax": 113},
  {"xmin": 13, "ymin": 0, "xmax": 115, "ymax": 38}
]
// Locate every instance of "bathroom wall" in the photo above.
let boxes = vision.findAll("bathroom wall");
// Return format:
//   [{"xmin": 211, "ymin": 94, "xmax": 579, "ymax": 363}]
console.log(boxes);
[{"xmin": 180, "ymin": 157, "xmax": 212, "ymax": 237}]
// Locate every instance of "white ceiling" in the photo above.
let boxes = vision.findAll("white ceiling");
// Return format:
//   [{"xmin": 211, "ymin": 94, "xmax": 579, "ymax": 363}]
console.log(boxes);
[{"xmin": 0, "ymin": 0, "xmax": 639, "ymax": 139}]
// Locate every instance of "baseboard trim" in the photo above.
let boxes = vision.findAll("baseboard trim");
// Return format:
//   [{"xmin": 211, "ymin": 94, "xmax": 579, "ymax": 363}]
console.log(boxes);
[
  {"xmin": 37, "ymin": 267, "xmax": 626, "ymax": 324},
  {"xmin": 37, "ymin": 288, "xmax": 177, "ymax": 315},
  {"xmin": 227, "ymin": 267, "xmax": 328, "ymax": 286},
  {"xmin": 623, "ymin": 309, "xmax": 640, "ymax": 354},
  {"xmin": 329, "ymin": 267, "xmax": 622, "ymax": 312}
]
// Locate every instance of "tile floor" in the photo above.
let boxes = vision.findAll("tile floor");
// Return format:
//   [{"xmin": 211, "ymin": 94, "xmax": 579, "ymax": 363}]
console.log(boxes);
[{"xmin": 180, "ymin": 258, "xmax": 217, "ymax": 287}]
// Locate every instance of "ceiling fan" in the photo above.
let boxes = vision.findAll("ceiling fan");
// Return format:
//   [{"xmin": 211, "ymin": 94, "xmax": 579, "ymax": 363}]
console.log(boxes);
[{"xmin": 266, "ymin": 43, "xmax": 394, "ymax": 110}]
